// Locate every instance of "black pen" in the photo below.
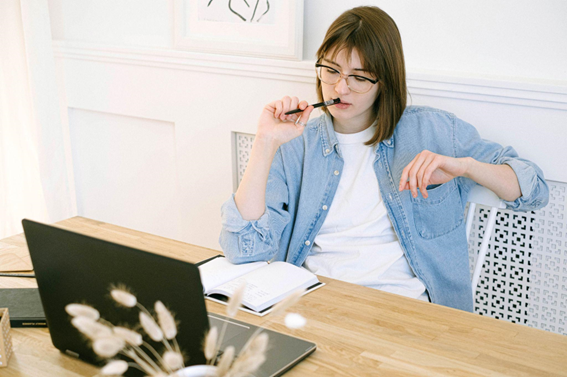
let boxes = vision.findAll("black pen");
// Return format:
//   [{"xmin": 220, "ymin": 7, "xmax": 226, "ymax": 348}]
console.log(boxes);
[
  {"xmin": 0, "ymin": 273, "xmax": 35, "ymax": 278},
  {"xmin": 285, "ymin": 98, "xmax": 341, "ymax": 115}
]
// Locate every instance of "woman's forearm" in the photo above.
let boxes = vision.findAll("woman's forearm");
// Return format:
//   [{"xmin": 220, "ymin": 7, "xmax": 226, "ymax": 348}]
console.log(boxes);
[
  {"xmin": 234, "ymin": 135, "xmax": 280, "ymax": 221},
  {"xmin": 464, "ymin": 158, "xmax": 522, "ymax": 202}
]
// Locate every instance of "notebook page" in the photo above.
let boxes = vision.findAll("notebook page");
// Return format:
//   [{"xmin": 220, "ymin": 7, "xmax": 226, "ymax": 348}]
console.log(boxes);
[
  {"xmin": 198, "ymin": 257, "xmax": 267, "ymax": 293},
  {"xmin": 210, "ymin": 262, "xmax": 319, "ymax": 312}
]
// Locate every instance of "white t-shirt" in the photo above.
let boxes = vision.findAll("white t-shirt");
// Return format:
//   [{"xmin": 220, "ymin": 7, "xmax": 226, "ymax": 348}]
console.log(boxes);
[{"xmin": 302, "ymin": 125, "xmax": 428, "ymax": 301}]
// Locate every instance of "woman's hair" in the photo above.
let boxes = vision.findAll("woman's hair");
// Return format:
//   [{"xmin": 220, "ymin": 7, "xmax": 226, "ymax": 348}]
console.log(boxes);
[{"xmin": 316, "ymin": 6, "xmax": 407, "ymax": 145}]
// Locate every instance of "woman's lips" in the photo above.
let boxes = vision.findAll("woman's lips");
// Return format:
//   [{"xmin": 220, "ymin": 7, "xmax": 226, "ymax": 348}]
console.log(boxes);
[{"xmin": 335, "ymin": 101, "xmax": 351, "ymax": 109}]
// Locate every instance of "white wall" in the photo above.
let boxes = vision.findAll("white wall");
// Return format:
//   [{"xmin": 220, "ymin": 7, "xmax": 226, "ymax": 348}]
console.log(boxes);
[
  {"xmin": 47, "ymin": 0, "xmax": 567, "ymax": 250},
  {"xmin": 49, "ymin": 0, "xmax": 567, "ymax": 83},
  {"xmin": 304, "ymin": 0, "xmax": 567, "ymax": 83}
]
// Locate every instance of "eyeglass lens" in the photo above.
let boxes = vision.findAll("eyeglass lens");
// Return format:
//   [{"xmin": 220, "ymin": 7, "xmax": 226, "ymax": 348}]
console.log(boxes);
[{"xmin": 317, "ymin": 66, "xmax": 373, "ymax": 93}]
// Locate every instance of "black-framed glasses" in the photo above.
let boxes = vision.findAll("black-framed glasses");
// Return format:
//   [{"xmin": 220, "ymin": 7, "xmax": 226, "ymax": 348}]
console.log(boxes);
[{"xmin": 315, "ymin": 63, "xmax": 378, "ymax": 94}]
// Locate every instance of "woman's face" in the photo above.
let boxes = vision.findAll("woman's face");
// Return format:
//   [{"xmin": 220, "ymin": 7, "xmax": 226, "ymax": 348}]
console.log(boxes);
[{"xmin": 320, "ymin": 48, "xmax": 380, "ymax": 134}]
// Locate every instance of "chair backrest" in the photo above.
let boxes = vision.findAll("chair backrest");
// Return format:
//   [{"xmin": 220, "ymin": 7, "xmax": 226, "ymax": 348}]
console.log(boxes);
[{"xmin": 466, "ymin": 184, "xmax": 506, "ymax": 296}]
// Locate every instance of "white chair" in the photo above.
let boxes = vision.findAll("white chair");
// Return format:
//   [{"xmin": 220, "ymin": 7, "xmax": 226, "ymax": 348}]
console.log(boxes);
[{"xmin": 466, "ymin": 184, "xmax": 506, "ymax": 297}]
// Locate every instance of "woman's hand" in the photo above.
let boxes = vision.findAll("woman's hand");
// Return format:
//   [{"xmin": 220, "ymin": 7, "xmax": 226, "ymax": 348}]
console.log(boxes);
[
  {"xmin": 257, "ymin": 96, "xmax": 314, "ymax": 148},
  {"xmin": 399, "ymin": 150, "xmax": 471, "ymax": 199}
]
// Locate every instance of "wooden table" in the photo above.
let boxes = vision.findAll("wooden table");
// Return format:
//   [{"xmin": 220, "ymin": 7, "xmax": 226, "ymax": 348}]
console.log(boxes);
[{"xmin": 1, "ymin": 217, "xmax": 566, "ymax": 376}]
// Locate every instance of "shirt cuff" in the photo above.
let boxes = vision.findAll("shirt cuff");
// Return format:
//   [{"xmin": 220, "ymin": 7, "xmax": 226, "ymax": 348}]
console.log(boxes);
[
  {"xmin": 221, "ymin": 194, "xmax": 270, "ymax": 234},
  {"xmin": 499, "ymin": 158, "xmax": 537, "ymax": 209}
]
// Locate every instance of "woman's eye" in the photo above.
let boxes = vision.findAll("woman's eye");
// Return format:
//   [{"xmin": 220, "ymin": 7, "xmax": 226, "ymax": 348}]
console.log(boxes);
[
  {"xmin": 326, "ymin": 69, "xmax": 339, "ymax": 75},
  {"xmin": 353, "ymin": 76, "xmax": 368, "ymax": 82}
]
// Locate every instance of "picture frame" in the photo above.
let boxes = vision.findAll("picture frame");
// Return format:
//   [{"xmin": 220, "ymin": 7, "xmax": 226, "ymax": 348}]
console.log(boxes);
[{"xmin": 173, "ymin": 0, "xmax": 303, "ymax": 60}]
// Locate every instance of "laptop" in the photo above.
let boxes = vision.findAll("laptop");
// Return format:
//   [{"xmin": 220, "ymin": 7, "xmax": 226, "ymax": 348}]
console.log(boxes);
[{"xmin": 22, "ymin": 219, "xmax": 316, "ymax": 377}]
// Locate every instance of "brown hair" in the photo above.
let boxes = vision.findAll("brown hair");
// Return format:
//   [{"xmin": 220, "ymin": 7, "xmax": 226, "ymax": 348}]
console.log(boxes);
[{"xmin": 316, "ymin": 6, "xmax": 407, "ymax": 145}]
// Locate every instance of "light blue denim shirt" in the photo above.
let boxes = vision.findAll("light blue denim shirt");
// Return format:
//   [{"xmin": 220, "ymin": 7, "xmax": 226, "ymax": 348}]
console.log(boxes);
[{"xmin": 220, "ymin": 106, "xmax": 549, "ymax": 312}]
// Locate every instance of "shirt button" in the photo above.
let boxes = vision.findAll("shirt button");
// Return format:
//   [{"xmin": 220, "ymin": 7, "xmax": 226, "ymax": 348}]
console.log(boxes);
[
  {"xmin": 334, "ymin": 170, "xmax": 340, "ymax": 176},
  {"xmin": 304, "ymin": 240, "xmax": 311, "ymax": 246},
  {"xmin": 322, "ymin": 205, "xmax": 328, "ymax": 210},
  {"xmin": 325, "ymin": 148, "xmax": 330, "ymax": 154}
]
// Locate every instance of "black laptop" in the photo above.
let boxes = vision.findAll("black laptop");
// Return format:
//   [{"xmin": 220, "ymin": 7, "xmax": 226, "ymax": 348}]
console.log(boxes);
[{"xmin": 22, "ymin": 219, "xmax": 316, "ymax": 376}]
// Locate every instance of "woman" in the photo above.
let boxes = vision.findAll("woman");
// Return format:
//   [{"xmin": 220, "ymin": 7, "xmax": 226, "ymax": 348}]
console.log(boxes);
[{"xmin": 219, "ymin": 6, "xmax": 548, "ymax": 312}]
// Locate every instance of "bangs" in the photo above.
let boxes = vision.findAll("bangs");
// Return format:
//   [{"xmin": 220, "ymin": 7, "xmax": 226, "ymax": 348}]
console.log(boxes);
[{"xmin": 317, "ymin": 22, "xmax": 380, "ymax": 79}]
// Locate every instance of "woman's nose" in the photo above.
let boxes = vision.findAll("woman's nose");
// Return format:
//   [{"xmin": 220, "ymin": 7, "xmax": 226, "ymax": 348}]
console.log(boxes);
[{"xmin": 334, "ymin": 77, "xmax": 351, "ymax": 95}]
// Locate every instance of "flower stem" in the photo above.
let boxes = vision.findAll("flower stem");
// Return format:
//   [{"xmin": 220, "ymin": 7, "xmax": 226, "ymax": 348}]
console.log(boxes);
[
  {"xmin": 141, "ymin": 341, "xmax": 170, "ymax": 370},
  {"xmin": 120, "ymin": 349, "xmax": 161, "ymax": 377},
  {"xmin": 172, "ymin": 338, "xmax": 185, "ymax": 367},
  {"xmin": 133, "ymin": 344, "xmax": 168, "ymax": 374},
  {"xmin": 212, "ymin": 320, "xmax": 229, "ymax": 365}
]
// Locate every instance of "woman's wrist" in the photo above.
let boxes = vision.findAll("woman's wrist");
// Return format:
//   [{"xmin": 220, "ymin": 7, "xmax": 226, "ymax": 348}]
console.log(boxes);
[
  {"xmin": 254, "ymin": 132, "xmax": 282, "ymax": 154},
  {"xmin": 462, "ymin": 157, "xmax": 477, "ymax": 179},
  {"xmin": 461, "ymin": 157, "xmax": 521, "ymax": 201}
]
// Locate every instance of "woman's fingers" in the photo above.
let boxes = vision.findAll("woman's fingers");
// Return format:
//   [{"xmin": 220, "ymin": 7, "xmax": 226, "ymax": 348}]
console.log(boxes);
[
  {"xmin": 399, "ymin": 154, "xmax": 419, "ymax": 192},
  {"xmin": 280, "ymin": 97, "xmax": 292, "ymax": 121},
  {"xmin": 296, "ymin": 105, "xmax": 314, "ymax": 128},
  {"xmin": 408, "ymin": 153, "xmax": 428, "ymax": 198},
  {"xmin": 273, "ymin": 101, "xmax": 283, "ymax": 119},
  {"xmin": 285, "ymin": 97, "xmax": 301, "ymax": 123},
  {"xmin": 416, "ymin": 153, "xmax": 436, "ymax": 198},
  {"xmin": 400, "ymin": 150, "xmax": 439, "ymax": 198},
  {"xmin": 267, "ymin": 97, "xmax": 312, "ymax": 128}
]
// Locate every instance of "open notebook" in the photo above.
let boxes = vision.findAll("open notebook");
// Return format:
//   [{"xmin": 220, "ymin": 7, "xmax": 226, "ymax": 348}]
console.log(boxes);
[{"xmin": 198, "ymin": 256, "xmax": 324, "ymax": 316}]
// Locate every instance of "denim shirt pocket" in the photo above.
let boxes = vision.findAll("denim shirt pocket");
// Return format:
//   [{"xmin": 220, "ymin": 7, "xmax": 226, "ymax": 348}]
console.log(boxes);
[{"xmin": 412, "ymin": 180, "xmax": 464, "ymax": 239}]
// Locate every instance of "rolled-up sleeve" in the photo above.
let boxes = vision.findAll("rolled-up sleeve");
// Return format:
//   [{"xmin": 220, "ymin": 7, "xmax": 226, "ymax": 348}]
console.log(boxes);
[
  {"xmin": 454, "ymin": 116, "xmax": 549, "ymax": 212},
  {"xmin": 219, "ymin": 148, "xmax": 291, "ymax": 264}
]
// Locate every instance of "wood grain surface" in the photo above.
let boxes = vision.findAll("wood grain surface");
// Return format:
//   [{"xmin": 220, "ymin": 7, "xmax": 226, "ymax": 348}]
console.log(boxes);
[{"xmin": 0, "ymin": 217, "xmax": 566, "ymax": 376}]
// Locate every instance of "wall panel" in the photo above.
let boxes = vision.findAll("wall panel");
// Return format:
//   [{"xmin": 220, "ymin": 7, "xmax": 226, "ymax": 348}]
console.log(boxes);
[{"xmin": 68, "ymin": 109, "xmax": 181, "ymax": 240}]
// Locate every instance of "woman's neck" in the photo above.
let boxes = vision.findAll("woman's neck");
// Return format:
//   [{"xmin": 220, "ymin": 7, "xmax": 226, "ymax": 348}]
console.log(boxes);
[{"xmin": 332, "ymin": 113, "xmax": 375, "ymax": 134}]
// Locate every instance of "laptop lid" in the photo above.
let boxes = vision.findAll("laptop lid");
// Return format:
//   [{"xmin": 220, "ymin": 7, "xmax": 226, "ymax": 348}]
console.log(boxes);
[{"xmin": 22, "ymin": 219, "xmax": 209, "ymax": 368}]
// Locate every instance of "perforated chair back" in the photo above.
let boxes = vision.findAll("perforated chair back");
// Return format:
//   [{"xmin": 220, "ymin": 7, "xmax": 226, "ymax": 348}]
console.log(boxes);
[{"xmin": 466, "ymin": 184, "xmax": 506, "ymax": 297}]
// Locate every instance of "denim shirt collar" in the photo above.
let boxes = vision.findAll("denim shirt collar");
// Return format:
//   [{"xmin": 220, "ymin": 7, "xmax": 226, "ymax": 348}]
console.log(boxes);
[
  {"xmin": 319, "ymin": 112, "xmax": 395, "ymax": 156},
  {"xmin": 320, "ymin": 112, "xmax": 340, "ymax": 158}
]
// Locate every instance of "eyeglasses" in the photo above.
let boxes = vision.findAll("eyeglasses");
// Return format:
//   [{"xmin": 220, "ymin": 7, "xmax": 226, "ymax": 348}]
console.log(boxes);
[{"xmin": 315, "ymin": 63, "xmax": 379, "ymax": 94}]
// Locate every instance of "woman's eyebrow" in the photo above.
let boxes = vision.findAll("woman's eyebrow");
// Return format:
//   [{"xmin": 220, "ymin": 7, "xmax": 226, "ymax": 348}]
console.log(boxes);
[{"xmin": 322, "ymin": 58, "xmax": 368, "ymax": 73}]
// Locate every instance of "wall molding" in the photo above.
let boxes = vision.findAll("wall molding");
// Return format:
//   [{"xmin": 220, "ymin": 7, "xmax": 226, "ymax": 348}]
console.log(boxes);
[{"xmin": 53, "ymin": 40, "xmax": 567, "ymax": 110}]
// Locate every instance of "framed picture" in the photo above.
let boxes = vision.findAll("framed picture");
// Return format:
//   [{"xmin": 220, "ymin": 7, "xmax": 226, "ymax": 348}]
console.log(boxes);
[{"xmin": 174, "ymin": 0, "xmax": 303, "ymax": 60}]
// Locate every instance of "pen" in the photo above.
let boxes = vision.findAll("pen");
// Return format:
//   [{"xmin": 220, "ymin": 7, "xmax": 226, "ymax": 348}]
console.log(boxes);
[
  {"xmin": 0, "ymin": 273, "xmax": 35, "ymax": 278},
  {"xmin": 284, "ymin": 98, "xmax": 341, "ymax": 115}
]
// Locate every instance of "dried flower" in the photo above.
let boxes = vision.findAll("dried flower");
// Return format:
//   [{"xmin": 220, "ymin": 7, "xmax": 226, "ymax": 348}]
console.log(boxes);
[
  {"xmin": 65, "ymin": 304, "xmax": 100, "ymax": 320},
  {"xmin": 227, "ymin": 281, "xmax": 246, "ymax": 317},
  {"xmin": 203, "ymin": 326, "xmax": 218, "ymax": 362},
  {"xmin": 284, "ymin": 313, "xmax": 306, "ymax": 329},
  {"xmin": 72, "ymin": 316, "xmax": 112, "ymax": 339},
  {"xmin": 101, "ymin": 360, "xmax": 129, "ymax": 376},
  {"xmin": 229, "ymin": 344, "xmax": 267, "ymax": 375},
  {"xmin": 110, "ymin": 289, "xmax": 137, "ymax": 308},
  {"xmin": 139, "ymin": 311, "xmax": 163, "ymax": 342},
  {"xmin": 247, "ymin": 332, "xmax": 269, "ymax": 355},
  {"xmin": 235, "ymin": 353, "xmax": 266, "ymax": 377},
  {"xmin": 163, "ymin": 351, "xmax": 184, "ymax": 370},
  {"xmin": 155, "ymin": 301, "xmax": 177, "ymax": 339},
  {"xmin": 270, "ymin": 289, "xmax": 303, "ymax": 317},
  {"xmin": 215, "ymin": 345, "xmax": 235, "ymax": 376},
  {"xmin": 228, "ymin": 332, "xmax": 268, "ymax": 376},
  {"xmin": 93, "ymin": 336, "xmax": 125, "ymax": 358},
  {"xmin": 113, "ymin": 326, "xmax": 143, "ymax": 346}
]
